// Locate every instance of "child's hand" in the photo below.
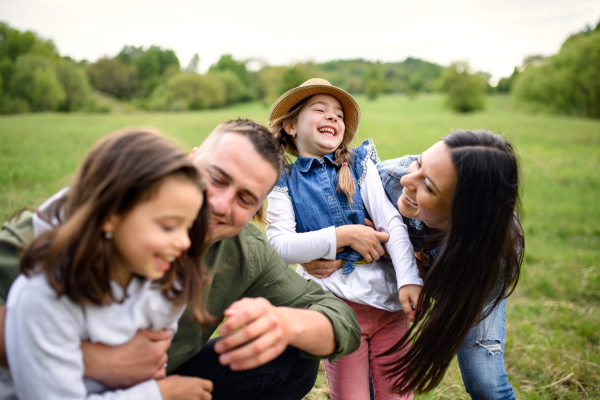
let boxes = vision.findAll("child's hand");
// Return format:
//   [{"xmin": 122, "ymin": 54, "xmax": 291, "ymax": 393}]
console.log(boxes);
[
  {"xmin": 399, "ymin": 285, "xmax": 422, "ymax": 323},
  {"xmin": 335, "ymin": 225, "xmax": 389, "ymax": 263},
  {"xmin": 158, "ymin": 375, "xmax": 213, "ymax": 400}
]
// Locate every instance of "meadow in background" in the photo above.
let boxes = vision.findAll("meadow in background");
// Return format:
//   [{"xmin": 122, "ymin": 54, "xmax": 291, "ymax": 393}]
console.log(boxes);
[{"xmin": 1, "ymin": 93, "xmax": 598, "ymax": 399}]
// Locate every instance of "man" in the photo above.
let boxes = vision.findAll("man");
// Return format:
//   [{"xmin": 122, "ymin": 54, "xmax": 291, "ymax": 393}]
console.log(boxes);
[{"xmin": 0, "ymin": 119, "xmax": 360, "ymax": 400}]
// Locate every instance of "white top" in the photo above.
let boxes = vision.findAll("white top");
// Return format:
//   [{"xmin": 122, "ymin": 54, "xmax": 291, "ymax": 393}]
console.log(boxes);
[
  {"xmin": 3, "ymin": 191, "xmax": 185, "ymax": 400},
  {"xmin": 266, "ymin": 158, "xmax": 422, "ymax": 312}
]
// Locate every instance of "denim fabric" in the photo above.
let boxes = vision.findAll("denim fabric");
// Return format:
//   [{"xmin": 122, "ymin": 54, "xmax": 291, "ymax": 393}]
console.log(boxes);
[
  {"xmin": 274, "ymin": 139, "xmax": 379, "ymax": 274},
  {"xmin": 376, "ymin": 156, "xmax": 516, "ymax": 400},
  {"xmin": 368, "ymin": 303, "xmax": 514, "ymax": 400},
  {"xmin": 377, "ymin": 156, "xmax": 428, "ymax": 252},
  {"xmin": 172, "ymin": 338, "xmax": 319, "ymax": 400},
  {"xmin": 457, "ymin": 299, "xmax": 515, "ymax": 400}
]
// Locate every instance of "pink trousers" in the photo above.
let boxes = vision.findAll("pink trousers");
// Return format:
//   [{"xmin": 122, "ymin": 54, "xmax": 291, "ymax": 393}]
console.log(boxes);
[{"xmin": 324, "ymin": 299, "xmax": 413, "ymax": 400}]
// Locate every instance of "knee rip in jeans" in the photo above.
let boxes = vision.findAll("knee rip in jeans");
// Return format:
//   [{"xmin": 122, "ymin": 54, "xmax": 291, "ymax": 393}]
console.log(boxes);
[{"xmin": 475, "ymin": 338, "xmax": 503, "ymax": 356}]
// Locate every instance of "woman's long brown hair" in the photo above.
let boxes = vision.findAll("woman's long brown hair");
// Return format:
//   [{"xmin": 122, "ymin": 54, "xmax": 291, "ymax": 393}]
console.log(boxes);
[
  {"xmin": 20, "ymin": 129, "xmax": 213, "ymax": 324},
  {"xmin": 387, "ymin": 130, "xmax": 525, "ymax": 395}
]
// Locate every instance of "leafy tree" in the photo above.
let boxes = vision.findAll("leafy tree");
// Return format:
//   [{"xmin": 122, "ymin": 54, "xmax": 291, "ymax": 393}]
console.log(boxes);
[
  {"xmin": 55, "ymin": 58, "xmax": 92, "ymax": 111},
  {"xmin": 209, "ymin": 54, "xmax": 250, "ymax": 87},
  {"xmin": 86, "ymin": 57, "xmax": 140, "ymax": 99},
  {"xmin": 117, "ymin": 45, "xmax": 180, "ymax": 96},
  {"xmin": 207, "ymin": 70, "xmax": 247, "ymax": 105},
  {"xmin": 185, "ymin": 54, "xmax": 200, "ymax": 73},
  {"xmin": 363, "ymin": 64, "xmax": 384, "ymax": 100},
  {"xmin": 496, "ymin": 67, "xmax": 520, "ymax": 93},
  {"xmin": 512, "ymin": 26, "xmax": 600, "ymax": 118},
  {"xmin": 437, "ymin": 61, "xmax": 487, "ymax": 113},
  {"xmin": 150, "ymin": 72, "xmax": 227, "ymax": 111},
  {"xmin": 10, "ymin": 54, "xmax": 65, "ymax": 111},
  {"xmin": 280, "ymin": 66, "xmax": 307, "ymax": 94}
]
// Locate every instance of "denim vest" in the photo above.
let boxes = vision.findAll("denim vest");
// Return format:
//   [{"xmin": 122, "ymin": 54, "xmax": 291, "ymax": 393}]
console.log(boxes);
[{"xmin": 274, "ymin": 139, "xmax": 379, "ymax": 274}]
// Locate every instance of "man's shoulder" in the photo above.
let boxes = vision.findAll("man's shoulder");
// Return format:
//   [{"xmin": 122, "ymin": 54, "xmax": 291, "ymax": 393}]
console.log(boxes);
[{"xmin": 0, "ymin": 211, "xmax": 35, "ymax": 248}]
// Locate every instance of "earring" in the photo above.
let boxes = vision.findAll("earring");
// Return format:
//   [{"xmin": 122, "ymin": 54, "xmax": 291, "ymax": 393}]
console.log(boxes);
[
  {"xmin": 104, "ymin": 231, "xmax": 113, "ymax": 239},
  {"xmin": 292, "ymin": 133, "xmax": 296, "ymax": 138}
]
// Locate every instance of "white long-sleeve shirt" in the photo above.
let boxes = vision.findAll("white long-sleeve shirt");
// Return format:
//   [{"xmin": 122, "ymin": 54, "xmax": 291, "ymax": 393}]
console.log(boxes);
[
  {"xmin": 4, "ymin": 190, "xmax": 185, "ymax": 400},
  {"xmin": 266, "ymin": 159, "xmax": 422, "ymax": 312}
]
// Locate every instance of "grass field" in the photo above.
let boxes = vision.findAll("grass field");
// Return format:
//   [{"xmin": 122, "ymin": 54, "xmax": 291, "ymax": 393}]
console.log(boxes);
[{"xmin": 1, "ymin": 94, "xmax": 599, "ymax": 399}]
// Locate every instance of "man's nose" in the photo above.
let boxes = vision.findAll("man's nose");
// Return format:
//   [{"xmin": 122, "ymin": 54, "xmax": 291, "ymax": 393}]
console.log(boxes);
[{"xmin": 210, "ymin": 188, "xmax": 232, "ymax": 216}]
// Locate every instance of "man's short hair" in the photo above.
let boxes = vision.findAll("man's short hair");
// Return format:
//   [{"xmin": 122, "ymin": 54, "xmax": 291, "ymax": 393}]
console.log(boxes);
[{"xmin": 211, "ymin": 119, "xmax": 285, "ymax": 180}]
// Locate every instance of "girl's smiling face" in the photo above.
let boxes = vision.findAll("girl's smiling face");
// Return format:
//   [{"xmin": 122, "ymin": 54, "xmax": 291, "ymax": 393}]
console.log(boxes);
[
  {"xmin": 103, "ymin": 175, "xmax": 204, "ymax": 288},
  {"xmin": 283, "ymin": 94, "xmax": 345, "ymax": 158}
]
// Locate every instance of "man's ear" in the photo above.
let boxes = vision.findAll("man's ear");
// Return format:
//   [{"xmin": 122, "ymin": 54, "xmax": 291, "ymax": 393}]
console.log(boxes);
[
  {"xmin": 188, "ymin": 147, "xmax": 199, "ymax": 160},
  {"xmin": 282, "ymin": 120, "xmax": 295, "ymax": 137}
]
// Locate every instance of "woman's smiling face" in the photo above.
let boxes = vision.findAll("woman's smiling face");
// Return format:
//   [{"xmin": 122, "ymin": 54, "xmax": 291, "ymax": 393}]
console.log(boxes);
[
  {"xmin": 398, "ymin": 141, "xmax": 457, "ymax": 231},
  {"xmin": 284, "ymin": 94, "xmax": 345, "ymax": 159}
]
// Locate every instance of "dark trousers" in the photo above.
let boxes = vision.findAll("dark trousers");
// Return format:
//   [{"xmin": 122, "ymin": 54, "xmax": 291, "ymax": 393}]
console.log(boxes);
[{"xmin": 172, "ymin": 338, "xmax": 320, "ymax": 400}]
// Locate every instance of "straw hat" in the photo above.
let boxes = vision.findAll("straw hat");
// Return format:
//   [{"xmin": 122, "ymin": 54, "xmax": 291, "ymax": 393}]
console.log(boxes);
[{"xmin": 268, "ymin": 78, "xmax": 361, "ymax": 141}]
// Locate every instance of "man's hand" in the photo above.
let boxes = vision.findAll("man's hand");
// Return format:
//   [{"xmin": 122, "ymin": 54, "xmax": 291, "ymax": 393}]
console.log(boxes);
[
  {"xmin": 399, "ymin": 285, "xmax": 422, "ymax": 323},
  {"xmin": 82, "ymin": 329, "xmax": 172, "ymax": 388},
  {"xmin": 158, "ymin": 375, "xmax": 213, "ymax": 400},
  {"xmin": 214, "ymin": 298, "xmax": 294, "ymax": 371},
  {"xmin": 214, "ymin": 297, "xmax": 335, "ymax": 371}
]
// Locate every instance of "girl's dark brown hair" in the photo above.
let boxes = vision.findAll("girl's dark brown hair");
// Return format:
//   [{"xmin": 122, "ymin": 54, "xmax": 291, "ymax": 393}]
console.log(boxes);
[
  {"xmin": 387, "ymin": 130, "xmax": 525, "ymax": 395},
  {"xmin": 269, "ymin": 95, "xmax": 357, "ymax": 205},
  {"xmin": 21, "ymin": 129, "xmax": 212, "ymax": 324}
]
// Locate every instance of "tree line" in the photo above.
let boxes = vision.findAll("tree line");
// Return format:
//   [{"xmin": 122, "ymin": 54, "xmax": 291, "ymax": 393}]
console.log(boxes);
[{"xmin": 1, "ymin": 19, "xmax": 598, "ymax": 118}]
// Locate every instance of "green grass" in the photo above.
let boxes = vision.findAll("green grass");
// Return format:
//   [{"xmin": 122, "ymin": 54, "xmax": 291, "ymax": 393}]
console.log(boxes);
[{"xmin": 1, "ymin": 94, "xmax": 599, "ymax": 399}]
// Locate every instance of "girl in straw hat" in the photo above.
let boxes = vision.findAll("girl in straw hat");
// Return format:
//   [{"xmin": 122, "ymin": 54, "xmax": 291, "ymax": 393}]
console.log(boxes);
[{"xmin": 266, "ymin": 78, "xmax": 421, "ymax": 400}]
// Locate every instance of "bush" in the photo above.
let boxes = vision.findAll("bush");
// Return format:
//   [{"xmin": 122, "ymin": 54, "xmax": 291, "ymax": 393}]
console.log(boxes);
[
  {"xmin": 85, "ymin": 57, "xmax": 140, "ymax": 99},
  {"xmin": 0, "ymin": 94, "xmax": 30, "ymax": 114},
  {"xmin": 437, "ymin": 62, "xmax": 487, "ymax": 113},
  {"xmin": 55, "ymin": 59, "xmax": 92, "ymax": 111},
  {"xmin": 152, "ymin": 72, "xmax": 228, "ymax": 111},
  {"xmin": 10, "ymin": 54, "xmax": 65, "ymax": 111},
  {"xmin": 512, "ymin": 29, "xmax": 600, "ymax": 119},
  {"xmin": 207, "ymin": 70, "xmax": 247, "ymax": 105}
]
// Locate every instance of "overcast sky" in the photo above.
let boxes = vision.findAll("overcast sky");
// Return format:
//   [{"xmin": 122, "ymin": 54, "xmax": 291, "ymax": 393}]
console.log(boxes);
[{"xmin": 2, "ymin": 0, "xmax": 599, "ymax": 81}]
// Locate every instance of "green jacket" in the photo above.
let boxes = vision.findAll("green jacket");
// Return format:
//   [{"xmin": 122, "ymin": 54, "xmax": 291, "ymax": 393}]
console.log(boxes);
[{"xmin": 0, "ymin": 211, "xmax": 360, "ymax": 373}]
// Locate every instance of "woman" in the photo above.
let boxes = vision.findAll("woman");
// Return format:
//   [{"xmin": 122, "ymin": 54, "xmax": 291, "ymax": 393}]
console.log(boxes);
[{"xmin": 303, "ymin": 130, "xmax": 524, "ymax": 399}]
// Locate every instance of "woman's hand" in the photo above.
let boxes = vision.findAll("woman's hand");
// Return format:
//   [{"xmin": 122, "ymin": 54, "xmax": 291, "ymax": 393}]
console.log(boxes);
[
  {"xmin": 399, "ymin": 285, "xmax": 422, "ymax": 322},
  {"xmin": 335, "ymin": 224, "xmax": 389, "ymax": 262},
  {"xmin": 158, "ymin": 375, "xmax": 213, "ymax": 400}
]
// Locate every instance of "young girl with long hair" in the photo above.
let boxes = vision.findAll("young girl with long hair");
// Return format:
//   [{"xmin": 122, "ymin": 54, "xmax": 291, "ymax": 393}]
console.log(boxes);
[
  {"xmin": 4, "ymin": 129, "xmax": 213, "ymax": 400},
  {"xmin": 266, "ymin": 78, "xmax": 422, "ymax": 400}
]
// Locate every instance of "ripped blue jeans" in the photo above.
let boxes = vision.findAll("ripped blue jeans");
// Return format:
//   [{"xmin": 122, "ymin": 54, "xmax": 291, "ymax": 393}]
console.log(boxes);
[
  {"xmin": 368, "ymin": 299, "xmax": 515, "ymax": 400},
  {"xmin": 456, "ymin": 298, "xmax": 515, "ymax": 400}
]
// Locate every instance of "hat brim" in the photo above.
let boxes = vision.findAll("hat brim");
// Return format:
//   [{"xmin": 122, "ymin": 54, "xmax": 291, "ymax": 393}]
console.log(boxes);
[{"xmin": 268, "ymin": 84, "xmax": 361, "ymax": 141}]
